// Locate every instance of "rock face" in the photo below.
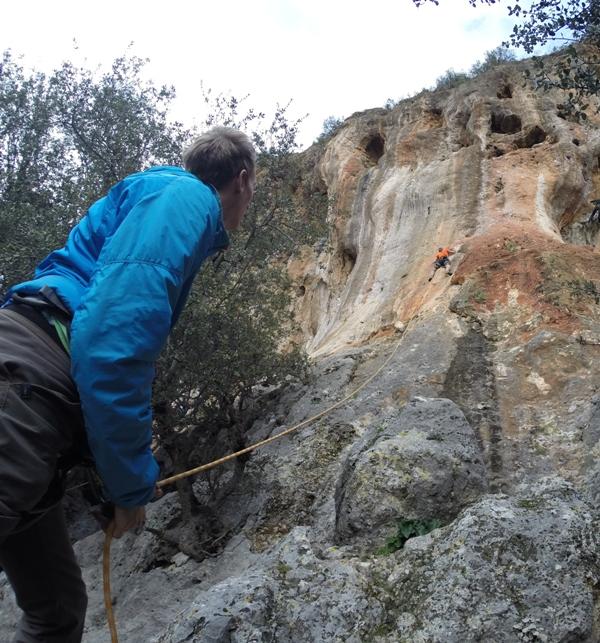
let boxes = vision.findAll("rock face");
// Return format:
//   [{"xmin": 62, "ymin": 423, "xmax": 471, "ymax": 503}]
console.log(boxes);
[
  {"xmin": 384, "ymin": 477, "xmax": 600, "ymax": 643},
  {"xmin": 2, "ymin": 58, "xmax": 600, "ymax": 642},
  {"xmin": 291, "ymin": 62, "xmax": 600, "ymax": 357},
  {"xmin": 334, "ymin": 398, "xmax": 488, "ymax": 545}
]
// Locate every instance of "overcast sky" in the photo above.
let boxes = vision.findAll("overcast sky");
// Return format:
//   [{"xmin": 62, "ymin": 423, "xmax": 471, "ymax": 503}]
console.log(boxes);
[{"xmin": 2, "ymin": 0, "xmax": 527, "ymax": 148}]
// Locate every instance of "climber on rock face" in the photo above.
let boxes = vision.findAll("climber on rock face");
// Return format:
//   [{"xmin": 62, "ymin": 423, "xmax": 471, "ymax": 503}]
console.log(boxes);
[{"xmin": 428, "ymin": 246, "xmax": 454, "ymax": 282}]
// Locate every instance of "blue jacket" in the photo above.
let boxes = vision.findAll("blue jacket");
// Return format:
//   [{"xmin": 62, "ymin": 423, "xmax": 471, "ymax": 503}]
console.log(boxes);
[{"xmin": 7, "ymin": 166, "xmax": 229, "ymax": 506}]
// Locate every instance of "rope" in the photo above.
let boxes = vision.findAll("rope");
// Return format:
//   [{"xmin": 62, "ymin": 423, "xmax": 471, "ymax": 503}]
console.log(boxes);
[
  {"xmin": 103, "ymin": 322, "xmax": 412, "ymax": 641},
  {"xmin": 103, "ymin": 523, "xmax": 118, "ymax": 643},
  {"xmin": 157, "ymin": 328, "xmax": 406, "ymax": 488}
]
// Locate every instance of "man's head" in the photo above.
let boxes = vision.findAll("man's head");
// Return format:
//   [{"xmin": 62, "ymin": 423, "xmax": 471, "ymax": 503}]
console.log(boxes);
[
  {"xmin": 183, "ymin": 127, "xmax": 256, "ymax": 230},
  {"xmin": 438, "ymin": 247, "xmax": 443, "ymax": 252}
]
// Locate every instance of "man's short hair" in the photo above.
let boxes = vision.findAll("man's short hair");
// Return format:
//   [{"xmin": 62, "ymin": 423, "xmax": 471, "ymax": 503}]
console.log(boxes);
[{"xmin": 183, "ymin": 127, "xmax": 256, "ymax": 190}]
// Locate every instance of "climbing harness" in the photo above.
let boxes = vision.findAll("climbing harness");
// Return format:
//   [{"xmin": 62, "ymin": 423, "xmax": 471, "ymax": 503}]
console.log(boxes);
[
  {"xmin": 103, "ymin": 320, "xmax": 414, "ymax": 642},
  {"xmin": 47, "ymin": 316, "xmax": 70, "ymax": 354}
]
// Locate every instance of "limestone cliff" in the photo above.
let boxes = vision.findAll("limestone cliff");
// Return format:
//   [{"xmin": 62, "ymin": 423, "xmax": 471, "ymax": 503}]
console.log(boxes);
[
  {"xmin": 2, "ymin": 58, "xmax": 600, "ymax": 643},
  {"xmin": 292, "ymin": 63, "xmax": 600, "ymax": 356},
  {"xmin": 290, "ymin": 60, "xmax": 600, "ymax": 499}
]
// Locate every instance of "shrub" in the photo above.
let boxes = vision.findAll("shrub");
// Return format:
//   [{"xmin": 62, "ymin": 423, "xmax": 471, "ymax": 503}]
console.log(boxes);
[
  {"xmin": 434, "ymin": 69, "xmax": 470, "ymax": 91},
  {"xmin": 316, "ymin": 115, "xmax": 344, "ymax": 142},
  {"xmin": 378, "ymin": 518, "xmax": 443, "ymax": 555},
  {"xmin": 470, "ymin": 46, "xmax": 516, "ymax": 76}
]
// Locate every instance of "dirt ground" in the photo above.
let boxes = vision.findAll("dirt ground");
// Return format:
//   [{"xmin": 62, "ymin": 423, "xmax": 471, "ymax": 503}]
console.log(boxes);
[{"xmin": 452, "ymin": 222, "xmax": 600, "ymax": 336}]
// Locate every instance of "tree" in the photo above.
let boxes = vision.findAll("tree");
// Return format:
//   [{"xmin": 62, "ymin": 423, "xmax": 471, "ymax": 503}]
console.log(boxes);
[
  {"xmin": 470, "ymin": 46, "xmax": 516, "ymax": 76},
  {"xmin": 509, "ymin": 1, "xmax": 600, "ymax": 117},
  {"xmin": 316, "ymin": 115, "xmax": 344, "ymax": 142},
  {"xmin": 151, "ymin": 90, "xmax": 327, "ymax": 555},
  {"xmin": 0, "ymin": 51, "xmax": 327, "ymax": 557},
  {"xmin": 0, "ymin": 51, "xmax": 75, "ymax": 290},
  {"xmin": 49, "ymin": 54, "xmax": 187, "ymax": 196},
  {"xmin": 0, "ymin": 50, "xmax": 188, "ymax": 292},
  {"xmin": 434, "ymin": 69, "xmax": 470, "ymax": 90}
]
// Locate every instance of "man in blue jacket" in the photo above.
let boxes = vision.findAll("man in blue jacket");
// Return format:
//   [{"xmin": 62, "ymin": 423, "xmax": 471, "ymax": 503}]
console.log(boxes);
[{"xmin": 0, "ymin": 126, "xmax": 256, "ymax": 642}]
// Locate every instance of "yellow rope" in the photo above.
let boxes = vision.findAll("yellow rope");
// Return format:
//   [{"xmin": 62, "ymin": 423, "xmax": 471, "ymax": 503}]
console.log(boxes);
[
  {"xmin": 158, "ymin": 326, "xmax": 409, "ymax": 488},
  {"xmin": 103, "ymin": 323, "xmax": 411, "ymax": 641},
  {"xmin": 103, "ymin": 523, "xmax": 118, "ymax": 643}
]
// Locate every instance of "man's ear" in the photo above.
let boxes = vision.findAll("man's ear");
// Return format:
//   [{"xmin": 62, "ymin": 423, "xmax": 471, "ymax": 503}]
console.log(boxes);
[{"xmin": 235, "ymin": 169, "xmax": 249, "ymax": 194}]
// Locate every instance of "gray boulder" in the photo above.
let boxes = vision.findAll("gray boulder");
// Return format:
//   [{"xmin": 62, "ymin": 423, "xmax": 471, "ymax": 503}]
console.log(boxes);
[
  {"xmin": 379, "ymin": 477, "xmax": 600, "ymax": 642},
  {"xmin": 158, "ymin": 527, "xmax": 384, "ymax": 643},
  {"xmin": 335, "ymin": 397, "xmax": 488, "ymax": 545}
]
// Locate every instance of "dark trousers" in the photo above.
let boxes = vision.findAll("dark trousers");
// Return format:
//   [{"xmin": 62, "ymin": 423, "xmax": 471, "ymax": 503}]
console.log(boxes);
[
  {"xmin": 0, "ymin": 309, "xmax": 87, "ymax": 642},
  {"xmin": 0, "ymin": 504, "xmax": 87, "ymax": 643}
]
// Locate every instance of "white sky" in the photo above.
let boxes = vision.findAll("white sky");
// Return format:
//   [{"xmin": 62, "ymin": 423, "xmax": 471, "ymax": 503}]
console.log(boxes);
[{"xmin": 2, "ymin": 0, "xmax": 527, "ymax": 148}]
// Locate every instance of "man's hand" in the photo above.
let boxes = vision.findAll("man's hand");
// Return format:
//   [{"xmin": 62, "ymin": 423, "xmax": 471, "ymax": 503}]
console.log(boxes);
[
  {"xmin": 111, "ymin": 505, "xmax": 146, "ymax": 539},
  {"xmin": 104, "ymin": 486, "xmax": 162, "ymax": 538}
]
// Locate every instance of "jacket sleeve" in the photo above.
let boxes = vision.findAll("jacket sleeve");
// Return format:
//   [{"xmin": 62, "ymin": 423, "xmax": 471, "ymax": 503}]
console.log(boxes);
[{"xmin": 70, "ymin": 179, "xmax": 220, "ymax": 507}]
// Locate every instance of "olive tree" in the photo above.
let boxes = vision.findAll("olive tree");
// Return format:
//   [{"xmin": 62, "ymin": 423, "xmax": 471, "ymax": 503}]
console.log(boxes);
[
  {"xmin": 0, "ymin": 50, "xmax": 187, "ymax": 292},
  {"xmin": 152, "ymin": 91, "xmax": 327, "ymax": 552},
  {"xmin": 0, "ymin": 51, "xmax": 327, "ymax": 556}
]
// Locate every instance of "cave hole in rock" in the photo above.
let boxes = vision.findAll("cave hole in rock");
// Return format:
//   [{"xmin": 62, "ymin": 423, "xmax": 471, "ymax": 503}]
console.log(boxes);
[
  {"xmin": 428, "ymin": 106, "xmax": 444, "ymax": 127},
  {"xmin": 297, "ymin": 285, "xmax": 306, "ymax": 296},
  {"xmin": 363, "ymin": 134, "xmax": 385, "ymax": 165},
  {"xmin": 497, "ymin": 84, "xmax": 513, "ymax": 99},
  {"xmin": 491, "ymin": 111, "xmax": 522, "ymax": 134},
  {"xmin": 516, "ymin": 125, "xmax": 547, "ymax": 149},
  {"xmin": 572, "ymin": 138, "xmax": 580, "ymax": 146},
  {"xmin": 342, "ymin": 247, "xmax": 357, "ymax": 275},
  {"xmin": 489, "ymin": 145, "xmax": 506, "ymax": 158}
]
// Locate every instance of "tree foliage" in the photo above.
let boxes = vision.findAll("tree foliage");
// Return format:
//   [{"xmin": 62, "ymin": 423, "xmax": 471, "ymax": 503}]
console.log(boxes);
[
  {"xmin": 507, "ymin": 1, "xmax": 600, "ymax": 53},
  {"xmin": 412, "ymin": 0, "xmax": 496, "ymax": 6},
  {"xmin": 0, "ymin": 51, "xmax": 327, "ymax": 551},
  {"xmin": 0, "ymin": 50, "xmax": 187, "ymax": 291},
  {"xmin": 316, "ymin": 115, "xmax": 344, "ymax": 142},
  {"xmin": 152, "ymin": 91, "xmax": 327, "ymax": 538},
  {"xmin": 432, "ymin": 47, "xmax": 514, "ymax": 92},
  {"xmin": 434, "ymin": 68, "xmax": 471, "ymax": 90},
  {"xmin": 510, "ymin": 1, "xmax": 600, "ymax": 117},
  {"xmin": 470, "ymin": 46, "xmax": 516, "ymax": 75}
]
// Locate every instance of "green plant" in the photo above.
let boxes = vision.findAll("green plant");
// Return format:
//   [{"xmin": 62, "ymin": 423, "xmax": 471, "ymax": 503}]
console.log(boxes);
[
  {"xmin": 539, "ymin": 254, "xmax": 600, "ymax": 308},
  {"xmin": 433, "ymin": 69, "xmax": 470, "ymax": 91},
  {"xmin": 276, "ymin": 561, "xmax": 291, "ymax": 577},
  {"xmin": 517, "ymin": 497, "xmax": 544, "ymax": 510},
  {"xmin": 377, "ymin": 518, "xmax": 443, "ymax": 555},
  {"xmin": 0, "ymin": 50, "xmax": 187, "ymax": 294},
  {"xmin": 504, "ymin": 239, "xmax": 520, "ymax": 253},
  {"xmin": 316, "ymin": 115, "xmax": 344, "ymax": 143},
  {"xmin": 568, "ymin": 278, "xmax": 600, "ymax": 303},
  {"xmin": 470, "ymin": 46, "xmax": 517, "ymax": 76},
  {"xmin": 0, "ymin": 50, "xmax": 328, "ymax": 544},
  {"xmin": 152, "ymin": 88, "xmax": 327, "ymax": 527},
  {"xmin": 413, "ymin": 0, "xmax": 600, "ymax": 119},
  {"xmin": 473, "ymin": 289, "xmax": 487, "ymax": 304},
  {"xmin": 375, "ymin": 421, "xmax": 389, "ymax": 435}
]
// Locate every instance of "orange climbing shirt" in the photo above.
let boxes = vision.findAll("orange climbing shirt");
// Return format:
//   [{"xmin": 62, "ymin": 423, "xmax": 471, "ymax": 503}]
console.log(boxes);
[{"xmin": 435, "ymin": 247, "xmax": 451, "ymax": 261}]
